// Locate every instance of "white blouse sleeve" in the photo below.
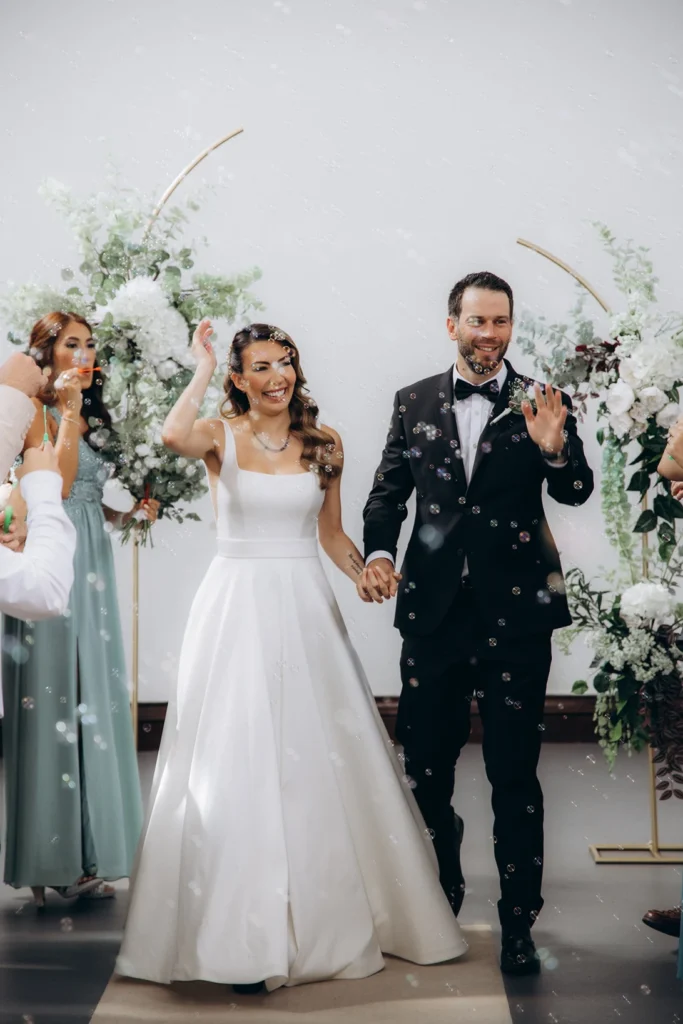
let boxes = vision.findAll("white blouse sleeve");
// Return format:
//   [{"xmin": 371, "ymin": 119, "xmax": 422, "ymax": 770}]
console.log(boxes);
[
  {"xmin": 0, "ymin": 470, "xmax": 76, "ymax": 621},
  {"xmin": 0, "ymin": 385, "xmax": 37, "ymax": 481}
]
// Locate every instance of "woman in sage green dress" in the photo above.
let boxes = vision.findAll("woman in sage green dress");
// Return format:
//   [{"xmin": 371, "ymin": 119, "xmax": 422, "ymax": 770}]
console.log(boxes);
[{"xmin": 1, "ymin": 312, "xmax": 158, "ymax": 907}]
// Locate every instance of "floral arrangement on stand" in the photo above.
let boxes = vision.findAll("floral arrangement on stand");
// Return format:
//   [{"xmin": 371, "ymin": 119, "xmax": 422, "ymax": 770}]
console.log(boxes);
[
  {"xmin": 518, "ymin": 225, "xmax": 683, "ymax": 796},
  {"xmin": 0, "ymin": 170, "xmax": 263, "ymax": 544}
]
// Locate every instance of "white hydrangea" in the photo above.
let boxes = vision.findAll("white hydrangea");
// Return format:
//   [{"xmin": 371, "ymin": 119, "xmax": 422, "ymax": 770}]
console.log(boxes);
[
  {"xmin": 620, "ymin": 582, "xmax": 675, "ymax": 625},
  {"xmin": 628, "ymin": 401, "xmax": 650, "ymax": 426},
  {"xmin": 107, "ymin": 278, "xmax": 191, "ymax": 371},
  {"xmin": 619, "ymin": 344, "xmax": 673, "ymax": 392},
  {"xmin": 157, "ymin": 359, "xmax": 180, "ymax": 381}
]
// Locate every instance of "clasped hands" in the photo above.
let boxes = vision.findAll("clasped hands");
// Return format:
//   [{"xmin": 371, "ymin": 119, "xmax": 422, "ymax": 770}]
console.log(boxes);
[{"xmin": 356, "ymin": 558, "xmax": 402, "ymax": 604}]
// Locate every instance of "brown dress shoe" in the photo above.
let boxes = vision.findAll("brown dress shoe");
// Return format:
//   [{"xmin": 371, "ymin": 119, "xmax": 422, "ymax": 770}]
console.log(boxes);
[{"xmin": 642, "ymin": 906, "xmax": 681, "ymax": 938}]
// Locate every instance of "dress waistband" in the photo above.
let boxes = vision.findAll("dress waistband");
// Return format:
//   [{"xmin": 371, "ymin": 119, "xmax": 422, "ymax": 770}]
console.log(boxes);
[{"xmin": 217, "ymin": 537, "xmax": 319, "ymax": 559}]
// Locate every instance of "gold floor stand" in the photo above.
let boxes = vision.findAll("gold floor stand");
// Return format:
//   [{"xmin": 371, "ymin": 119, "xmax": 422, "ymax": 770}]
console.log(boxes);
[
  {"xmin": 590, "ymin": 746, "xmax": 683, "ymax": 864},
  {"xmin": 590, "ymin": 843, "xmax": 683, "ymax": 865}
]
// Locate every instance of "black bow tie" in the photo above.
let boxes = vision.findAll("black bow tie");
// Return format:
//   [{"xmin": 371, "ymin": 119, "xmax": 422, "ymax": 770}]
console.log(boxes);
[{"xmin": 454, "ymin": 378, "xmax": 500, "ymax": 403}]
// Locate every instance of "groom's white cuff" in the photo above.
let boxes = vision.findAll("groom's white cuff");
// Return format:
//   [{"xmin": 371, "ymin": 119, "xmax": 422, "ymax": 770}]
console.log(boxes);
[{"xmin": 366, "ymin": 550, "xmax": 394, "ymax": 566}]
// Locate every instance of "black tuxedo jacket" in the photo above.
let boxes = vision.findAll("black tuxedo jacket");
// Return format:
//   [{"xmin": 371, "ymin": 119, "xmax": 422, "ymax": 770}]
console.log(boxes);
[{"xmin": 363, "ymin": 361, "xmax": 594, "ymax": 640}]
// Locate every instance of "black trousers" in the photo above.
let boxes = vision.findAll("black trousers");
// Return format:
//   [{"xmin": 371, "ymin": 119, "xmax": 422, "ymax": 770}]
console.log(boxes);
[{"xmin": 396, "ymin": 579, "xmax": 552, "ymax": 932}]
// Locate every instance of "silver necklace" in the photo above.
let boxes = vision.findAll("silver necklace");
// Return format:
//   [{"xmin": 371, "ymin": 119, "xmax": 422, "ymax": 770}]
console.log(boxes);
[{"xmin": 253, "ymin": 429, "xmax": 290, "ymax": 453}]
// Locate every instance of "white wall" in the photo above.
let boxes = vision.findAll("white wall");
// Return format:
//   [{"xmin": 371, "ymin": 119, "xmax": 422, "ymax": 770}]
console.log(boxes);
[{"xmin": 1, "ymin": 0, "xmax": 682, "ymax": 698}]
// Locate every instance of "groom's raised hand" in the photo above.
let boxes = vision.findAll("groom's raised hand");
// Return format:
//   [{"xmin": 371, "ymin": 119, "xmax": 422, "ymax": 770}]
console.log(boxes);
[
  {"xmin": 357, "ymin": 557, "xmax": 402, "ymax": 604},
  {"xmin": 522, "ymin": 383, "xmax": 569, "ymax": 456}
]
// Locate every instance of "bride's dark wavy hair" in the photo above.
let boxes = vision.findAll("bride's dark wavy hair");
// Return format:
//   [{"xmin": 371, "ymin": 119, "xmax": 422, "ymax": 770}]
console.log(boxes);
[{"xmin": 220, "ymin": 324, "xmax": 342, "ymax": 489}]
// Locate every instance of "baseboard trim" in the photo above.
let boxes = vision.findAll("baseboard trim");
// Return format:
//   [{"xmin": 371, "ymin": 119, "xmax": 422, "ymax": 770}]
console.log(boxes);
[{"xmin": 135, "ymin": 696, "xmax": 597, "ymax": 751}]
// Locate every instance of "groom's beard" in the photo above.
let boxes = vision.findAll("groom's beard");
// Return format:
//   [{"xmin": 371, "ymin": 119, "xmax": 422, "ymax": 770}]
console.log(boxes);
[{"xmin": 456, "ymin": 335, "xmax": 509, "ymax": 377}]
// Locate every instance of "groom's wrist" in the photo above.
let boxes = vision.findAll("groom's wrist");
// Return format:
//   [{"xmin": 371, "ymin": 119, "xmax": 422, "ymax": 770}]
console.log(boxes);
[
  {"xmin": 366, "ymin": 550, "xmax": 395, "ymax": 567},
  {"xmin": 541, "ymin": 446, "xmax": 568, "ymax": 466},
  {"xmin": 537, "ymin": 439, "xmax": 568, "ymax": 461}
]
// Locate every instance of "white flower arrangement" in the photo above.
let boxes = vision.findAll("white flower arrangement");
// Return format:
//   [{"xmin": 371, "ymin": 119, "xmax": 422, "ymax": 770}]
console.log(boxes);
[
  {"xmin": 519, "ymin": 225, "xmax": 683, "ymax": 780},
  {"xmin": 0, "ymin": 174, "xmax": 263, "ymax": 543}
]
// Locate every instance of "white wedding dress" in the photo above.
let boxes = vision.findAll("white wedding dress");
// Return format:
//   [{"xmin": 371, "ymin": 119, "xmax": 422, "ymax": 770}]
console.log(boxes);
[{"xmin": 116, "ymin": 421, "xmax": 467, "ymax": 989}]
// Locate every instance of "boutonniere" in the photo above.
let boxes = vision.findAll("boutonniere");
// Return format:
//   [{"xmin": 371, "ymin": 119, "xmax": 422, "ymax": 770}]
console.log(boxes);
[{"xmin": 490, "ymin": 378, "xmax": 538, "ymax": 425}]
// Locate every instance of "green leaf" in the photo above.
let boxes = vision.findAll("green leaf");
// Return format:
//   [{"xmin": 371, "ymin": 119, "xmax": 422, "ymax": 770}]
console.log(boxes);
[
  {"xmin": 596, "ymin": 428, "xmax": 604, "ymax": 446},
  {"xmin": 633, "ymin": 509, "xmax": 657, "ymax": 533},
  {"xmin": 593, "ymin": 671, "xmax": 610, "ymax": 694},
  {"xmin": 661, "ymin": 493, "xmax": 683, "ymax": 520},
  {"xmin": 654, "ymin": 494, "xmax": 675, "ymax": 524},
  {"xmin": 60, "ymin": 267, "xmax": 74, "ymax": 281},
  {"xmin": 91, "ymin": 272, "xmax": 105, "ymax": 288},
  {"xmin": 659, "ymin": 543, "xmax": 676, "ymax": 563},
  {"xmin": 627, "ymin": 470, "xmax": 650, "ymax": 494},
  {"xmin": 610, "ymin": 720, "xmax": 623, "ymax": 741},
  {"xmin": 572, "ymin": 680, "xmax": 589, "ymax": 695},
  {"xmin": 658, "ymin": 521, "xmax": 676, "ymax": 544}
]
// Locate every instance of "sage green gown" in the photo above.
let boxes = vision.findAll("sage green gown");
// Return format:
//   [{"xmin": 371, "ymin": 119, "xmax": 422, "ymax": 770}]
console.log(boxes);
[{"xmin": 2, "ymin": 416, "xmax": 143, "ymax": 888}]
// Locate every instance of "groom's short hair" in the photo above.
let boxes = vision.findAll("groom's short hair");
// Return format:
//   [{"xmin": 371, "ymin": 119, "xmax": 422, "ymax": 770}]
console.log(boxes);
[{"xmin": 448, "ymin": 272, "xmax": 514, "ymax": 322}]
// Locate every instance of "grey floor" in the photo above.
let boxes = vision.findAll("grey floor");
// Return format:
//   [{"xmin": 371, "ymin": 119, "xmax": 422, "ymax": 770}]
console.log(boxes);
[{"xmin": 0, "ymin": 744, "xmax": 681, "ymax": 1024}]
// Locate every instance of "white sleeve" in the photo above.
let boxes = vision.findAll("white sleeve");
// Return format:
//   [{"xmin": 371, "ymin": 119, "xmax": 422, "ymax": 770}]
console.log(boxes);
[
  {"xmin": 0, "ymin": 471, "xmax": 76, "ymax": 621},
  {"xmin": 366, "ymin": 550, "xmax": 395, "ymax": 566},
  {"xmin": 0, "ymin": 385, "xmax": 37, "ymax": 480}
]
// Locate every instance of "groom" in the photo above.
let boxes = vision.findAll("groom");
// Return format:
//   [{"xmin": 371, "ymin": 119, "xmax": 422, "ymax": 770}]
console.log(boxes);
[{"xmin": 361, "ymin": 272, "xmax": 593, "ymax": 975}]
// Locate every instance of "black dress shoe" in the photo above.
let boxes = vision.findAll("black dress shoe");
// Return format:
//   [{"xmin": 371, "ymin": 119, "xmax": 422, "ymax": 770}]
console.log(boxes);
[
  {"xmin": 500, "ymin": 931, "xmax": 541, "ymax": 976},
  {"xmin": 642, "ymin": 906, "xmax": 681, "ymax": 938},
  {"xmin": 233, "ymin": 982, "xmax": 266, "ymax": 994}
]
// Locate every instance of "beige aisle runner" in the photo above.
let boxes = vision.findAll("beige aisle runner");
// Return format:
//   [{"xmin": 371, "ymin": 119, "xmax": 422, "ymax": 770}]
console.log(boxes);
[{"xmin": 92, "ymin": 925, "xmax": 512, "ymax": 1024}]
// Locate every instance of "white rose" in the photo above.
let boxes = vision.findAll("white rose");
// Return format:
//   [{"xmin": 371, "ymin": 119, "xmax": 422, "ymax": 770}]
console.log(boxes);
[
  {"xmin": 184, "ymin": 464, "xmax": 198, "ymax": 477},
  {"xmin": 605, "ymin": 379, "xmax": 635, "ymax": 416},
  {"xmin": 608, "ymin": 412, "xmax": 634, "ymax": 439},
  {"xmin": 620, "ymin": 582, "xmax": 675, "ymax": 625},
  {"xmin": 637, "ymin": 386, "xmax": 668, "ymax": 415},
  {"xmin": 656, "ymin": 403, "xmax": 681, "ymax": 429},
  {"xmin": 135, "ymin": 444, "xmax": 152, "ymax": 458}
]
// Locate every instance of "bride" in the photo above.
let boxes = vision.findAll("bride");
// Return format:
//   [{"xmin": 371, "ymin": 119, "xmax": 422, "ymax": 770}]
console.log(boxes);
[{"xmin": 116, "ymin": 321, "xmax": 467, "ymax": 992}]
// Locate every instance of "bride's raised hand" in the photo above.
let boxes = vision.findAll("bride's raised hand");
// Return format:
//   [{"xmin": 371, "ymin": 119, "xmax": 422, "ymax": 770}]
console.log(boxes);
[{"xmin": 191, "ymin": 319, "xmax": 217, "ymax": 374}]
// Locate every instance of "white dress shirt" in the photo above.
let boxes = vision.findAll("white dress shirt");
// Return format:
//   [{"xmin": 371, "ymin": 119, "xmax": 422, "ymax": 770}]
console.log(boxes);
[
  {"xmin": 0, "ymin": 384, "xmax": 38, "ymax": 481},
  {"xmin": 367, "ymin": 363, "xmax": 565, "ymax": 569},
  {"xmin": 0, "ymin": 471, "xmax": 77, "ymax": 716}
]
